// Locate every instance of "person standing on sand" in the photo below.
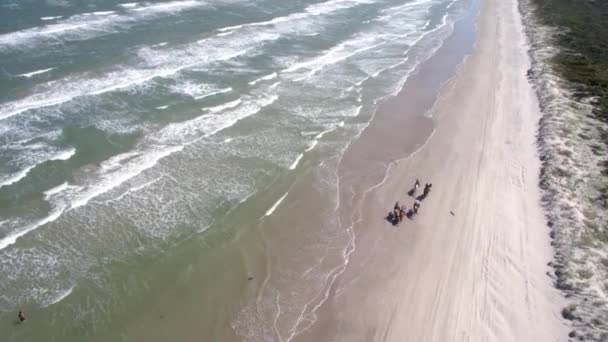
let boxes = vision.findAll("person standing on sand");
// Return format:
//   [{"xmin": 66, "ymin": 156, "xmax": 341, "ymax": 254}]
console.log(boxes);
[
  {"xmin": 423, "ymin": 183, "xmax": 432, "ymax": 197},
  {"xmin": 413, "ymin": 199, "xmax": 420, "ymax": 213}
]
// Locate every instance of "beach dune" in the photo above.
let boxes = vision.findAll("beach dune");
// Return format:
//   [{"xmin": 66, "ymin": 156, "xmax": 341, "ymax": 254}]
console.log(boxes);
[{"xmin": 293, "ymin": 0, "xmax": 567, "ymax": 340}]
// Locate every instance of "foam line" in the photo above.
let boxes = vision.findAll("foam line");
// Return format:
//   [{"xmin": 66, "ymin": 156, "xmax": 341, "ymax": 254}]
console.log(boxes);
[
  {"xmin": 44, "ymin": 182, "xmax": 69, "ymax": 199},
  {"xmin": 0, "ymin": 0, "xmax": 205, "ymax": 50},
  {"xmin": 85, "ymin": 11, "xmax": 116, "ymax": 16},
  {"xmin": 0, "ymin": 208, "xmax": 64, "ymax": 250},
  {"xmin": 216, "ymin": 0, "xmax": 374, "ymax": 35},
  {"xmin": 288, "ymin": 153, "xmax": 304, "ymax": 170},
  {"xmin": 103, "ymin": 175, "xmax": 163, "ymax": 203},
  {"xmin": 249, "ymin": 72, "xmax": 278, "ymax": 86},
  {"xmin": 50, "ymin": 148, "xmax": 76, "ymax": 161},
  {"xmin": 0, "ymin": 94, "xmax": 278, "ymax": 249},
  {"xmin": 0, "ymin": 165, "xmax": 35, "ymax": 188},
  {"xmin": 118, "ymin": 2, "xmax": 138, "ymax": 8},
  {"xmin": 17, "ymin": 68, "xmax": 54, "ymax": 78},
  {"xmin": 204, "ymin": 99, "xmax": 242, "ymax": 113},
  {"xmin": 0, "ymin": 0, "xmax": 378, "ymax": 120},
  {"xmin": 0, "ymin": 28, "xmax": 278, "ymax": 121},
  {"xmin": 46, "ymin": 285, "xmax": 75, "ymax": 306},
  {"xmin": 193, "ymin": 87, "xmax": 232, "ymax": 100},
  {"xmin": 305, "ymin": 140, "xmax": 319, "ymax": 152},
  {"xmin": 265, "ymin": 192, "xmax": 288, "ymax": 216},
  {"xmin": 0, "ymin": 148, "xmax": 74, "ymax": 189}
]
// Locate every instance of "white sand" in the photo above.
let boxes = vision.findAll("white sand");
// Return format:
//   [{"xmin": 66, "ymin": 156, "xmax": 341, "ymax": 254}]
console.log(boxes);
[{"xmin": 295, "ymin": 0, "xmax": 568, "ymax": 340}]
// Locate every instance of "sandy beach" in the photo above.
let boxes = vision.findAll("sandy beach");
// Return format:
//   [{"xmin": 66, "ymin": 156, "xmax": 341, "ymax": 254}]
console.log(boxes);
[{"xmin": 293, "ymin": 0, "xmax": 568, "ymax": 340}]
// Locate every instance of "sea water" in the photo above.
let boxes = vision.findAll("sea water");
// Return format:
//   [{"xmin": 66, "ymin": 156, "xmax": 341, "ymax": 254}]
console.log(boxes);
[{"xmin": 0, "ymin": 0, "xmax": 468, "ymax": 340}]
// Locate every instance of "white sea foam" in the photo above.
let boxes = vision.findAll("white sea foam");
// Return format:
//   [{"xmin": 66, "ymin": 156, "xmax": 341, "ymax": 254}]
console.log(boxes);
[
  {"xmin": 170, "ymin": 81, "xmax": 223, "ymax": 99},
  {"xmin": 288, "ymin": 153, "xmax": 304, "ymax": 170},
  {"xmin": 0, "ymin": 29, "xmax": 279, "ymax": 121},
  {"xmin": 378, "ymin": 0, "xmax": 436, "ymax": 15},
  {"xmin": 0, "ymin": 94, "xmax": 278, "ymax": 249},
  {"xmin": 217, "ymin": 24, "xmax": 244, "ymax": 33},
  {"xmin": 88, "ymin": 11, "xmax": 116, "ymax": 16},
  {"xmin": 223, "ymin": 138, "xmax": 233, "ymax": 143},
  {"xmin": 286, "ymin": 36, "xmax": 384, "ymax": 77},
  {"xmin": 305, "ymin": 140, "xmax": 318, "ymax": 152},
  {"xmin": 216, "ymin": 30, "xmax": 234, "ymax": 37},
  {"xmin": 0, "ymin": 165, "xmax": 35, "ymax": 188},
  {"xmin": 131, "ymin": 0, "xmax": 199, "ymax": 12},
  {"xmin": 16, "ymin": 67, "xmax": 54, "ymax": 78},
  {"xmin": 217, "ymin": 0, "xmax": 375, "ymax": 35},
  {"xmin": 74, "ymin": 95, "xmax": 278, "ymax": 210},
  {"xmin": 249, "ymin": 72, "xmax": 278, "ymax": 86},
  {"xmin": 204, "ymin": 99, "xmax": 242, "ymax": 113},
  {"xmin": 99, "ymin": 151, "xmax": 140, "ymax": 173},
  {"xmin": 71, "ymin": 146, "xmax": 183, "ymax": 210},
  {"xmin": 300, "ymin": 130, "xmax": 319, "ymax": 137},
  {"xmin": 193, "ymin": 87, "xmax": 232, "ymax": 100},
  {"xmin": 279, "ymin": 0, "xmax": 441, "ymax": 85},
  {"xmin": 152, "ymin": 41, "xmax": 168, "ymax": 47},
  {"xmin": 0, "ymin": 0, "xmax": 206, "ymax": 50},
  {"xmin": 40, "ymin": 16, "xmax": 62, "ymax": 21},
  {"xmin": 0, "ymin": 147, "xmax": 72, "ymax": 192},
  {"xmin": 0, "ymin": 0, "xmax": 446, "ymax": 250},
  {"xmin": 102, "ymin": 175, "xmax": 163, "ymax": 203},
  {"xmin": 156, "ymin": 105, "xmax": 169, "ymax": 109},
  {"xmin": 0, "ymin": 208, "xmax": 64, "ymax": 250},
  {"xmin": 44, "ymin": 182, "xmax": 69, "ymax": 199},
  {"xmin": 118, "ymin": 2, "xmax": 138, "ymax": 8},
  {"xmin": 265, "ymin": 192, "xmax": 288, "ymax": 216},
  {"xmin": 156, "ymin": 94, "xmax": 277, "ymax": 152},
  {"xmin": 315, "ymin": 126, "xmax": 336, "ymax": 139},
  {"xmin": 50, "ymin": 148, "xmax": 76, "ymax": 161},
  {"xmin": 1, "ymin": 0, "xmax": 375, "ymax": 121},
  {"xmin": 46, "ymin": 285, "xmax": 75, "ymax": 306}
]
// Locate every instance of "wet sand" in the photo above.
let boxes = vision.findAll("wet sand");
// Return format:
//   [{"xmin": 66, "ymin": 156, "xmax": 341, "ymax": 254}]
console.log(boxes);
[{"xmin": 295, "ymin": 0, "xmax": 568, "ymax": 340}]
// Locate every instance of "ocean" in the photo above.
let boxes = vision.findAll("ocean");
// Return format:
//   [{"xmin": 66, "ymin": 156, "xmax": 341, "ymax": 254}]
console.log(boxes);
[{"xmin": 0, "ymin": 0, "xmax": 468, "ymax": 340}]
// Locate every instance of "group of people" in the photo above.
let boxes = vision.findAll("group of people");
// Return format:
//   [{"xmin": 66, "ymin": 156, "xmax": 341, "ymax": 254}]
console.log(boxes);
[{"xmin": 386, "ymin": 179, "xmax": 433, "ymax": 225}]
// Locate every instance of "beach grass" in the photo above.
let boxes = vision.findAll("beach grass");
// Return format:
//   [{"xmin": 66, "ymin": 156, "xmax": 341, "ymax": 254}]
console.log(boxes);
[{"xmin": 532, "ymin": 0, "xmax": 608, "ymax": 120}]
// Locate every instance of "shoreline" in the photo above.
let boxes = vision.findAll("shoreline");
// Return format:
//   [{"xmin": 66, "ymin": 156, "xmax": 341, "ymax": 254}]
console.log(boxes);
[{"xmin": 295, "ymin": 0, "xmax": 567, "ymax": 340}]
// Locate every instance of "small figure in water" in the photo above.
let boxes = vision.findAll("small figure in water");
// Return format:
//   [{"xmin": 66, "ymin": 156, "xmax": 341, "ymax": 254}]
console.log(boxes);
[{"xmin": 18, "ymin": 310, "xmax": 26, "ymax": 323}]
